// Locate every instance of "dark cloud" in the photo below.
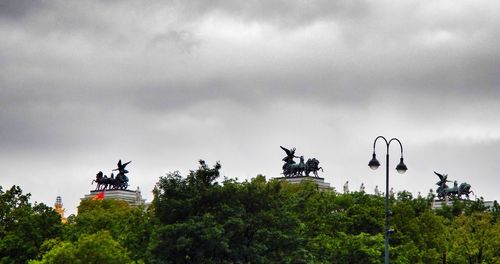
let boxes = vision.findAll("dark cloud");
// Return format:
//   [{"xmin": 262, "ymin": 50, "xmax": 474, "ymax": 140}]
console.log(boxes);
[
  {"xmin": 1, "ymin": 0, "xmax": 499, "ymax": 214},
  {"xmin": 0, "ymin": 0, "xmax": 48, "ymax": 20}
]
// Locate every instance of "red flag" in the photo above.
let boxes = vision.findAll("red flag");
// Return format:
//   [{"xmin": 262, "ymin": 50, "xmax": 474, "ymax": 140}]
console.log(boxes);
[{"xmin": 93, "ymin": 191, "xmax": 105, "ymax": 200}]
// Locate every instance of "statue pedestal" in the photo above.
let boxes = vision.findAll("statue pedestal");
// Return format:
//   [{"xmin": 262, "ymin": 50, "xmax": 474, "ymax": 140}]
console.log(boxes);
[
  {"xmin": 275, "ymin": 176, "xmax": 333, "ymax": 191},
  {"xmin": 82, "ymin": 188, "xmax": 146, "ymax": 206},
  {"xmin": 432, "ymin": 199, "xmax": 495, "ymax": 210},
  {"xmin": 431, "ymin": 199, "xmax": 453, "ymax": 209}
]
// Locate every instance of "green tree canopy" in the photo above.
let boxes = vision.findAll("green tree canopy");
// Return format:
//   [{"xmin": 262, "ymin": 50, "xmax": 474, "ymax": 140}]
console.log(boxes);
[
  {"xmin": 3, "ymin": 161, "xmax": 497, "ymax": 264},
  {"xmin": 0, "ymin": 186, "xmax": 62, "ymax": 264},
  {"xmin": 30, "ymin": 231, "xmax": 133, "ymax": 264},
  {"xmin": 62, "ymin": 198, "xmax": 151, "ymax": 262}
]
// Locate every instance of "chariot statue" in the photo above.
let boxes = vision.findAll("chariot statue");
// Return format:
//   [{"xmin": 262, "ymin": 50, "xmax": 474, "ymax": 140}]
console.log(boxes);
[
  {"xmin": 434, "ymin": 171, "xmax": 473, "ymax": 200},
  {"xmin": 92, "ymin": 160, "xmax": 131, "ymax": 191},
  {"xmin": 280, "ymin": 146, "xmax": 323, "ymax": 177}
]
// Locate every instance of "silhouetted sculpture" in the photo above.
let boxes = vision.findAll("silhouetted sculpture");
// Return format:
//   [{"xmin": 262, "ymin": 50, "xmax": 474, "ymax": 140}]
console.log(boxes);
[
  {"xmin": 434, "ymin": 171, "xmax": 474, "ymax": 200},
  {"xmin": 281, "ymin": 146, "xmax": 298, "ymax": 165},
  {"xmin": 92, "ymin": 171, "xmax": 108, "ymax": 190},
  {"xmin": 435, "ymin": 171, "xmax": 451, "ymax": 198},
  {"xmin": 280, "ymin": 146, "xmax": 323, "ymax": 177},
  {"xmin": 343, "ymin": 181, "xmax": 349, "ymax": 193},
  {"xmin": 91, "ymin": 160, "xmax": 131, "ymax": 191},
  {"xmin": 360, "ymin": 183, "xmax": 365, "ymax": 193},
  {"xmin": 113, "ymin": 160, "xmax": 131, "ymax": 189},
  {"xmin": 305, "ymin": 158, "xmax": 323, "ymax": 177}
]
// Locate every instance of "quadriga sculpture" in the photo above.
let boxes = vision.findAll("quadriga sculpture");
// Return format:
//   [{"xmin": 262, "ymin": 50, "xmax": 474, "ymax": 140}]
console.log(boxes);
[
  {"xmin": 280, "ymin": 146, "xmax": 323, "ymax": 178},
  {"xmin": 92, "ymin": 160, "xmax": 131, "ymax": 191},
  {"xmin": 434, "ymin": 171, "xmax": 474, "ymax": 200}
]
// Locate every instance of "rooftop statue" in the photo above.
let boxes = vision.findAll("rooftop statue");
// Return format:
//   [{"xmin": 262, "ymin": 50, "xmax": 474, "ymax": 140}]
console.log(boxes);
[
  {"xmin": 280, "ymin": 146, "xmax": 323, "ymax": 178},
  {"xmin": 281, "ymin": 146, "xmax": 298, "ymax": 165},
  {"xmin": 92, "ymin": 160, "xmax": 131, "ymax": 191},
  {"xmin": 434, "ymin": 171, "xmax": 474, "ymax": 200},
  {"xmin": 435, "ymin": 171, "xmax": 451, "ymax": 198}
]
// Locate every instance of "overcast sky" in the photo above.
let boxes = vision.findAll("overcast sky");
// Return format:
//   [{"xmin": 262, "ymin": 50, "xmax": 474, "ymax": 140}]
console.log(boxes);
[{"xmin": 1, "ymin": 0, "xmax": 499, "ymax": 215}]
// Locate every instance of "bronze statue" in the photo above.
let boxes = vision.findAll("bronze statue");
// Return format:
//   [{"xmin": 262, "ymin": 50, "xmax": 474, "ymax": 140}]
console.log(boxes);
[
  {"xmin": 434, "ymin": 171, "xmax": 451, "ymax": 199},
  {"xmin": 92, "ymin": 171, "xmax": 107, "ymax": 190},
  {"xmin": 305, "ymin": 158, "xmax": 323, "ymax": 177},
  {"xmin": 113, "ymin": 160, "xmax": 131, "ymax": 189},
  {"xmin": 281, "ymin": 146, "xmax": 298, "ymax": 165},
  {"xmin": 91, "ymin": 160, "xmax": 131, "ymax": 191},
  {"xmin": 434, "ymin": 171, "xmax": 474, "ymax": 200},
  {"xmin": 280, "ymin": 146, "xmax": 323, "ymax": 177}
]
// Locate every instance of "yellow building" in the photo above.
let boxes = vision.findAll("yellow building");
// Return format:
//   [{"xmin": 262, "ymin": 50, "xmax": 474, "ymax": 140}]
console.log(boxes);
[{"xmin": 54, "ymin": 195, "xmax": 67, "ymax": 224}]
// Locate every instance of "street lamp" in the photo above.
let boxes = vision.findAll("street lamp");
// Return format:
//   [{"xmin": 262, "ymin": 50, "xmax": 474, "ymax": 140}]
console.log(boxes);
[{"xmin": 369, "ymin": 136, "xmax": 407, "ymax": 264}]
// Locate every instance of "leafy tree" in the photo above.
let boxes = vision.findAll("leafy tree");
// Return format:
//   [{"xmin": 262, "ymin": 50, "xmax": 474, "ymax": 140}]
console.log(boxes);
[
  {"xmin": 345, "ymin": 192, "xmax": 384, "ymax": 234},
  {"xmin": 30, "ymin": 231, "xmax": 133, "ymax": 264},
  {"xmin": 389, "ymin": 191, "xmax": 451, "ymax": 263},
  {"xmin": 464, "ymin": 197, "xmax": 489, "ymax": 215},
  {"xmin": 448, "ymin": 212, "xmax": 500, "ymax": 263},
  {"xmin": 0, "ymin": 185, "xmax": 62, "ymax": 264},
  {"xmin": 149, "ymin": 162, "xmax": 310, "ymax": 263},
  {"xmin": 62, "ymin": 198, "xmax": 151, "ymax": 262},
  {"xmin": 148, "ymin": 160, "xmax": 228, "ymax": 263},
  {"xmin": 148, "ymin": 213, "xmax": 230, "ymax": 263},
  {"xmin": 492, "ymin": 200, "xmax": 500, "ymax": 222},
  {"xmin": 307, "ymin": 232, "xmax": 384, "ymax": 263},
  {"xmin": 6, "ymin": 163, "xmax": 500, "ymax": 264}
]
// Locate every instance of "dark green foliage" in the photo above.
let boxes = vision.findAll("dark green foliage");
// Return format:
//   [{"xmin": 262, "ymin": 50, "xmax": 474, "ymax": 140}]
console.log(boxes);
[
  {"xmin": 492, "ymin": 200, "xmax": 500, "ymax": 222},
  {"xmin": 448, "ymin": 212, "xmax": 500, "ymax": 263},
  {"xmin": 62, "ymin": 198, "xmax": 152, "ymax": 262},
  {"xmin": 147, "ymin": 162, "xmax": 500, "ymax": 263},
  {"xmin": 464, "ymin": 196, "xmax": 489, "ymax": 215},
  {"xmin": 30, "ymin": 231, "xmax": 133, "ymax": 264},
  {"xmin": 149, "ymin": 163, "xmax": 309, "ymax": 263},
  {"xmin": 0, "ymin": 186, "xmax": 62, "ymax": 264},
  {"xmin": 3, "ymin": 162, "xmax": 500, "ymax": 264}
]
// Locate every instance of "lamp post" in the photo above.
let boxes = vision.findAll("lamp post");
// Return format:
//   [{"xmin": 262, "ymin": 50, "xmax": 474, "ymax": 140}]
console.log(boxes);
[{"xmin": 368, "ymin": 136, "xmax": 407, "ymax": 264}]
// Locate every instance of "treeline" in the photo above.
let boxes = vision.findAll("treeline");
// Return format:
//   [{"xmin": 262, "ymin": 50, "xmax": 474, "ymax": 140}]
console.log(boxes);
[{"xmin": 1, "ymin": 160, "xmax": 499, "ymax": 263}]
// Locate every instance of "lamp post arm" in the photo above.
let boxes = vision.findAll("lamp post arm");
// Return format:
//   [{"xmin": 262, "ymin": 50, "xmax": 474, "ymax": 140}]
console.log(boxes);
[
  {"xmin": 388, "ymin": 138, "xmax": 404, "ymax": 157},
  {"xmin": 373, "ymin": 136, "xmax": 389, "ymax": 153}
]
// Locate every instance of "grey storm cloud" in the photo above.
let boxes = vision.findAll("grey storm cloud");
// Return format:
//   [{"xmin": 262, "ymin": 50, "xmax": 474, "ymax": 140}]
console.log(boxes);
[
  {"xmin": 0, "ymin": 0, "xmax": 47, "ymax": 19},
  {"xmin": 1, "ymin": 0, "xmax": 500, "ymax": 215}
]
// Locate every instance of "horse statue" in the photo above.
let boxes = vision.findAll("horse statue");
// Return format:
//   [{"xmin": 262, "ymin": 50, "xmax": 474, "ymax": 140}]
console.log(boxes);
[
  {"xmin": 457, "ymin": 182, "xmax": 474, "ymax": 199},
  {"xmin": 92, "ymin": 171, "xmax": 112, "ymax": 190},
  {"xmin": 91, "ymin": 160, "xmax": 131, "ymax": 191},
  {"xmin": 434, "ymin": 171, "xmax": 474, "ymax": 200},
  {"xmin": 305, "ymin": 158, "xmax": 323, "ymax": 177},
  {"xmin": 280, "ymin": 146, "xmax": 323, "ymax": 178},
  {"xmin": 283, "ymin": 156, "xmax": 305, "ymax": 177},
  {"xmin": 92, "ymin": 171, "xmax": 129, "ymax": 190}
]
